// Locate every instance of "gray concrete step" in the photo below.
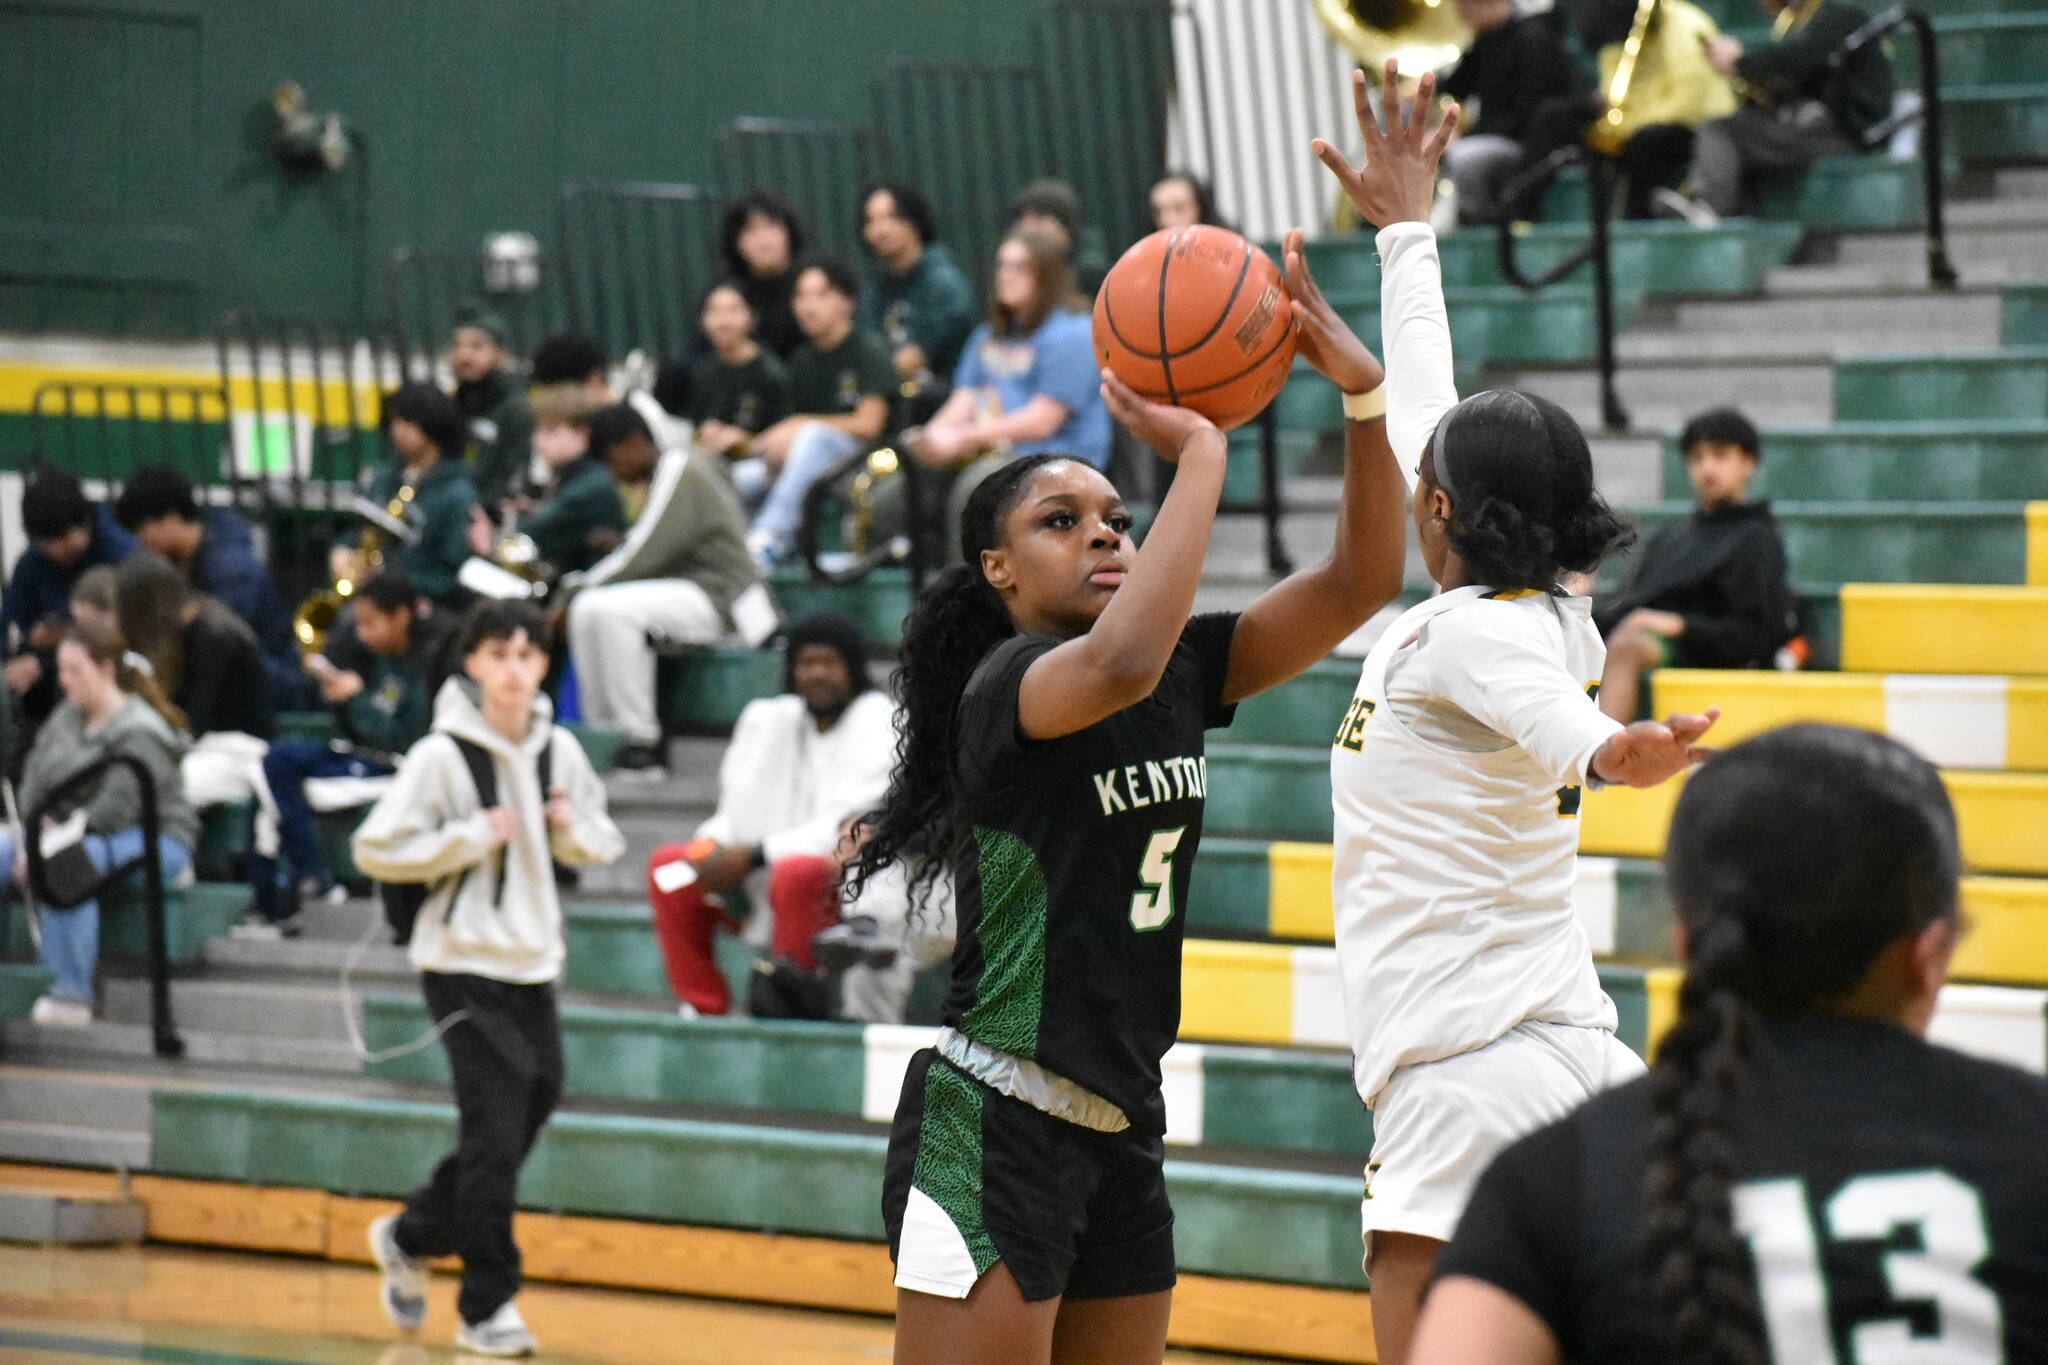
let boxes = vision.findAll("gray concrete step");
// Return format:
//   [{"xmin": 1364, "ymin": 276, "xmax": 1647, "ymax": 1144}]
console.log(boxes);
[
  {"xmin": 101, "ymin": 978, "xmax": 357, "ymax": 1045},
  {"xmin": 2, "ymin": 1019, "xmax": 362, "ymax": 1074},
  {"xmin": 1826, "ymin": 225, "xmax": 2048, "ymax": 283},
  {"xmin": 1619, "ymin": 288, "xmax": 2004, "ymax": 361},
  {"xmin": 0, "ymin": 1118, "xmax": 148, "ymax": 1170},
  {"xmin": 204, "ymin": 932, "xmax": 414, "ymax": 982},
  {"xmin": 0, "ymin": 1067, "xmax": 153, "ymax": 1131},
  {"xmin": 1495, "ymin": 362, "xmax": 1835, "ymax": 434}
]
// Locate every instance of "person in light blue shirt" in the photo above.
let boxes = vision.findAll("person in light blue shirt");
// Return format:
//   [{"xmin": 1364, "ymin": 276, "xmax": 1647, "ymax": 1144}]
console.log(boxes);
[{"xmin": 905, "ymin": 229, "xmax": 1110, "ymax": 539}]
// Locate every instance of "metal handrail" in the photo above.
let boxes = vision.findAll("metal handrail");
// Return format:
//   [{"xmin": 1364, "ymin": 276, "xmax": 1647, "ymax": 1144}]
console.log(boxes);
[
  {"xmin": 1836, "ymin": 7, "xmax": 1956, "ymax": 287},
  {"xmin": 24, "ymin": 754, "xmax": 182, "ymax": 1059},
  {"xmin": 1493, "ymin": 147, "xmax": 1631, "ymax": 432}
]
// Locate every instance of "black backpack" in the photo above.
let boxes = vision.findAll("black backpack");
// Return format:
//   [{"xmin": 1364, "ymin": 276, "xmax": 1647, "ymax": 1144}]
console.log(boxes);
[{"xmin": 380, "ymin": 733, "xmax": 553, "ymax": 946}]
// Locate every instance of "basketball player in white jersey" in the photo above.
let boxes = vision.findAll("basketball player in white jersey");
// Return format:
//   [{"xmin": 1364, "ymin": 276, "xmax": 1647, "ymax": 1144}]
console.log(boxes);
[{"xmin": 1312, "ymin": 63, "xmax": 1720, "ymax": 1364}]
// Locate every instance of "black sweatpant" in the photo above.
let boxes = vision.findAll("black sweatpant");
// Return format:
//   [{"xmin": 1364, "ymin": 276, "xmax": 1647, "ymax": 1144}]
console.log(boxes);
[{"xmin": 393, "ymin": 970, "xmax": 564, "ymax": 1325}]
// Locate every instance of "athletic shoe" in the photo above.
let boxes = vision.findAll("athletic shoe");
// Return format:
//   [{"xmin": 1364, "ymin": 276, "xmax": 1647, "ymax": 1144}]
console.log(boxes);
[
  {"xmin": 367, "ymin": 1213, "xmax": 427, "ymax": 1333},
  {"xmin": 1651, "ymin": 187, "xmax": 1720, "ymax": 228},
  {"xmin": 609, "ymin": 742, "xmax": 669, "ymax": 783},
  {"xmin": 455, "ymin": 1300, "xmax": 538, "ymax": 1357},
  {"xmin": 812, "ymin": 916, "xmax": 900, "ymax": 973},
  {"xmin": 229, "ymin": 912, "xmax": 303, "ymax": 942},
  {"xmin": 29, "ymin": 995, "xmax": 92, "ymax": 1027},
  {"xmin": 745, "ymin": 529, "xmax": 780, "ymax": 570},
  {"xmin": 677, "ymin": 1000, "xmax": 702, "ymax": 1021},
  {"xmin": 298, "ymin": 875, "xmax": 349, "ymax": 908}
]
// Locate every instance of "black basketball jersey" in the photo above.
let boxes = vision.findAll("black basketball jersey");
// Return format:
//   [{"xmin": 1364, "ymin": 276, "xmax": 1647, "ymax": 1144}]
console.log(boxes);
[
  {"xmin": 1438, "ymin": 1014, "xmax": 2048, "ymax": 1362},
  {"xmin": 944, "ymin": 613, "xmax": 1239, "ymax": 1137}
]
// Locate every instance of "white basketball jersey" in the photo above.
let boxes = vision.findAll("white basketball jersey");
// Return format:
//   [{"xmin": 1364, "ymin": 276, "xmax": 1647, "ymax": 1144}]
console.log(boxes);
[{"xmin": 1331, "ymin": 585, "xmax": 1625, "ymax": 1105}]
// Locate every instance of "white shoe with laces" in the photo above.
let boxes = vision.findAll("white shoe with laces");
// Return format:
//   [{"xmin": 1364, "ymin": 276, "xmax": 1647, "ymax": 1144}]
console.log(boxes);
[
  {"xmin": 367, "ymin": 1213, "xmax": 427, "ymax": 1332},
  {"xmin": 29, "ymin": 995, "xmax": 92, "ymax": 1027},
  {"xmin": 455, "ymin": 1299, "xmax": 539, "ymax": 1357}
]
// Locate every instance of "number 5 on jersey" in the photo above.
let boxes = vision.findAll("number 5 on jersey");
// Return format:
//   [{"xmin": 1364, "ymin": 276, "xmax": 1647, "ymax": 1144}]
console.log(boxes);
[{"xmin": 1130, "ymin": 827, "xmax": 1187, "ymax": 931}]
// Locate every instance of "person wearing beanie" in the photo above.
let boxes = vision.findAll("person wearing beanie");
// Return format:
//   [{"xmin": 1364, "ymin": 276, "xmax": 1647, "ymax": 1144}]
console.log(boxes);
[
  {"xmin": 642, "ymin": 611, "xmax": 897, "ymax": 1019},
  {"xmin": 450, "ymin": 305, "xmax": 534, "ymax": 507}
]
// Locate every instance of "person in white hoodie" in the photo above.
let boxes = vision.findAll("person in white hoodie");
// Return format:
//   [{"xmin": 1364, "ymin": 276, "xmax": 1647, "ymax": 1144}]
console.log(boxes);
[
  {"xmin": 644, "ymin": 611, "xmax": 895, "ymax": 1017},
  {"xmin": 351, "ymin": 600, "xmax": 624, "ymax": 1358}
]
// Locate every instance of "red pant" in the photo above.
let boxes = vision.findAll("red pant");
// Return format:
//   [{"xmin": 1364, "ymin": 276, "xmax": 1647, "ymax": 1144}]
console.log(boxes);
[{"xmin": 646, "ymin": 845, "xmax": 840, "ymax": 1014}]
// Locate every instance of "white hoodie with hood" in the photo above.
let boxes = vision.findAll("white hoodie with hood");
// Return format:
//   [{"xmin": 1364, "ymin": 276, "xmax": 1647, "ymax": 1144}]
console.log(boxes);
[{"xmin": 352, "ymin": 678, "xmax": 625, "ymax": 984}]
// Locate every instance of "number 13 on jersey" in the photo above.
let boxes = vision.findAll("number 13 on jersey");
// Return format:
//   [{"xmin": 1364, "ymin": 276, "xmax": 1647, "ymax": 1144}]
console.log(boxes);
[{"xmin": 1130, "ymin": 827, "xmax": 1187, "ymax": 931}]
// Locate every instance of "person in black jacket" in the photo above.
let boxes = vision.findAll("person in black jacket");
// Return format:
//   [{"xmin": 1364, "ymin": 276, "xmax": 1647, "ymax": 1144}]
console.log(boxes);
[
  {"xmin": 1595, "ymin": 408, "xmax": 1796, "ymax": 721},
  {"xmin": 114, "ymin": 463, "xmax": 302, "ymax": 710},
  {"xmin": 1687, "ymin": 0, "xmax": 1895, "ymax": 218},
  {"xmin": 1437, "ymin": 0, "xmax": 1589, "ymax": 224}
]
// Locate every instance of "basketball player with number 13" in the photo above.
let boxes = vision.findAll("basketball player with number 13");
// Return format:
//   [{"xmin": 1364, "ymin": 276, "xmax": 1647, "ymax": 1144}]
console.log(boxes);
[
  {"xmin": 1317, "ymin": 63, "xmax": 1719, "ymax": 1365},
  {"xmin": 847, "ymin": 161, "xmax": 1412, "ymax": 1364}
]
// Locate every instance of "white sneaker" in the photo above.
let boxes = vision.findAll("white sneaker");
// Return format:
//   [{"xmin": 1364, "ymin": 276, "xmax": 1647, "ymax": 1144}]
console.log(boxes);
[
  {"xmin": 367, "ymin": 1214, "xmax": 428, "ymax": 1332},
  {"xmin": 677, "ymin": 1000, "xmax": 701, "ymax": 1021},
  {"xmin": 29, "ymin": 995, "xmax": 92, "ymax": 1027},
  {"xmin": 1652, "ymin": 186, "xmax": 1721, "ymax": 228},
  {"xmin": 455, "ymin": 1300, "xmax": 538, "ymax": 1357}
]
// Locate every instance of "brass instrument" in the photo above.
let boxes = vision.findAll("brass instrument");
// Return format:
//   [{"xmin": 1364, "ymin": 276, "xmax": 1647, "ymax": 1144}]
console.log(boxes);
[
  {"xmin": 293, "ymin": 484, "xmax": 416, "ymax": 656},
  {"xmin": 1727, "ymin": 0, "xmax": 1827, "ymax": 109},
  {"xmin": 1311, "ymin": 0, "xmax": 1471, "ymax": 79},
  {"xmin": 845, "ymin": 446, "xmax": 901, "ymax": 555},
  {"xmin": 1590, "ymin": 0, "xmax": 1661, "ymax": 155}
]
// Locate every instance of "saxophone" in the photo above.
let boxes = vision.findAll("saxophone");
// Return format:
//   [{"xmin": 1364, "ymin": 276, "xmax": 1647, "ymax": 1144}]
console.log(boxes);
[{"xmin": 293, "ymin": 482, "xmax": 417, "ymax": 656}]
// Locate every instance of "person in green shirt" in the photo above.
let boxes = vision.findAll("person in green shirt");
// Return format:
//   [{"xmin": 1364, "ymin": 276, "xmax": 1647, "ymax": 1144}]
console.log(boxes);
[
  {"xmin": 476, "ymin": 384, "xmax": 626, "ymax": 577},
  {"xmin": 688, "ymin": 280, "xmax": 794, "ymax": 509},
  {"xmin": 1686, "ymin": 0, "xmax": 1895, "ymax": 218},
  {"xmin": 746, "ymin": 257, "xmax": 896, "ymax": 565},
  {"xmin": 858, "ymin": 182, "xmax": 977, "ymax": 391},
  {"xmin": 450, "ymin": 307, "xmax": 534, "ymax": 507},
  {"xmin": 344, "ymin": 384, "xmax": 479, "ymax": 611}
]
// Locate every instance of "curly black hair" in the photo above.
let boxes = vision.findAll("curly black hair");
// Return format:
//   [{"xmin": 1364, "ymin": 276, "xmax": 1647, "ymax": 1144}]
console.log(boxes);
[
  {"xmin": 1426, "ymin": 389, "xmax": 1634, "ymax": 592},
  {"xmin": 842, "ymin": 454, "xmax": 1074, "ymax": 909}
]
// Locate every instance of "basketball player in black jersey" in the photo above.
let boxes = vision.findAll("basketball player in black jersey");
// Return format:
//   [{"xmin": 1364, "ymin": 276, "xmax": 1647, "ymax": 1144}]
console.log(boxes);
[
  {"xmin": 845, "ymin": 236, "xmax": 1409, "ymax": 1361},
  {"xmin": 1415, "ymin": 724, "xmax": 2048, "ymax": 1364}
]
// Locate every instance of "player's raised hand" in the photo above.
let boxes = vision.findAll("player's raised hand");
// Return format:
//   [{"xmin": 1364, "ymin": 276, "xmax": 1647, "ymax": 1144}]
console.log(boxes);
[
  {"xmin": 1282, "ymin": 227, "xmax": 1385, "ymax": 397},
  {"xmin": 1312, "ymin": 60, "xmax": 1458, "ymax": 230},
  {"xmin": 1100, "ymin": 369, "xmax": 1224, "ymax": 466},
  {"xmin": 1593, "ymin": 708, "xmax": 1719, "ymax": 788}
]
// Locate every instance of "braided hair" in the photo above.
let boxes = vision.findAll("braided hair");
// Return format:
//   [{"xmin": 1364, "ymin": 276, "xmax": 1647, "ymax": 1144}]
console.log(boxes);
[
  {"xmin": 1425, "ymin": 389, "xmax": 1634, "ymax": 592},
  {"xmin": 843, "ymin": 454, "xmax": 1073, "ymax": 909},
  {"xmin": 1647, "ymin": 724, "xmax": 1961, "ymax": 1364}
]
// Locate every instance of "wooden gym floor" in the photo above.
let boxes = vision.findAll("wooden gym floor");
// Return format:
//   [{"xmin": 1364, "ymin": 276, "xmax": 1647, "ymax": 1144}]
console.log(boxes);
[{"xmin": 0, "ymin": 1243, "xmax": 1294, "ymax": 1364}]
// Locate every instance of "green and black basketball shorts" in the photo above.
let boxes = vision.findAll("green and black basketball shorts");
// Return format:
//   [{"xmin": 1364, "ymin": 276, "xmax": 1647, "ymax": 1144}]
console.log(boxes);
[{"xmin": 882, "ymin": 1046, "xmax": 1176, "ymax": 1302}]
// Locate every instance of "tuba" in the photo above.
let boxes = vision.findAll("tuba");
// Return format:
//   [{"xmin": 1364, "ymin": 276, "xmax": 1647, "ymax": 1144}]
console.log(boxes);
[{"xmin": 1311, "ymin": 0, "xmax": 1471, "ymax": 81}]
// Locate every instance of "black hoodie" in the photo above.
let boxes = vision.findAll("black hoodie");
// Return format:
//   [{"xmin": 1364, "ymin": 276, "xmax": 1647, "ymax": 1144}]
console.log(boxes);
[{"xmin": 1595, "ymin": 500, "xmax": 1798, "ymax": 668}]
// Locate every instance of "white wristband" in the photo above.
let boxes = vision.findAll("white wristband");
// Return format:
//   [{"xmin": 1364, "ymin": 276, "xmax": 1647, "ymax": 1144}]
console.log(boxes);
[{"xmin": 1342, "ymin": 386, "xmax": 1387, "ymax": 422}]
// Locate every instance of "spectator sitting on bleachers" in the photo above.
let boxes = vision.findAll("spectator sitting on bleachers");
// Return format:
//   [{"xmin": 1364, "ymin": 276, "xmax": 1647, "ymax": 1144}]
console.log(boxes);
[
  {"xmin": 1568, "ymin": 0, "xmax": 1739, "ymax": 220},
  {"xmin": 858, "ymin": 181, "xmax": 978, "ymax": 394},
  {"xmin": 902, "ymin": 228, "xmax": 1111, "ymax": 539},
  {"xmin": 1595, "ymin": 407, "xmax": 1798, "ymax": 722},
  {"xmin": 644, "ymin": 612, "xmax": 894, "ymax": 1019},
  {"xmin": 560, "ymin": 404, "xmax": 767, "ymax": 781},
  {"xmin": 1437, "ymin": 0, "xmax": 1589, "ymax": 225},
  {"xmin": 238, "ymin": 568, "xmax": 457, "ymax": 938},
  {"xmin": 3, "ymin": 619, "xmax": 195, "ymax": 1027},
  {"xmin": 65, "ymin": 566, "xmax": 116, "ymax": 636},
  {"xmin": 820, "ymin": 829, "xmax": 957, "ymax": 1026},
  {"xmin": 3, "ymin": 469, "xmax": 136, "ymax": 738},
  {"xmin": 1149, "ymin": 170, "xmax": 1230, "ymax": 232},
  {"xmin": 531, "ymin": 330, "xmax": 684, "ymax": 468},
  {"xmin": 716, "ymin": 191, "xmax": 809, "ymax": 363},
  {"xmin": 1682, "ymin": 0, "xmax": 1896, "ymax": 221},
  {"xmin": 743, "ymin": 257, "xmax": 895, "ymax": 567},
  {"xmin": 686, "ymin": 281, "xmax": 793, "ymax": 501},
  {"xmin": 339, "ymin": 383, "xmax": 480, "ymax": 613},
  {"xmin": 1008, "ymin": 176, "xmax": 1106, "ymax": 295},
  {"xmin": 113, "ymin": 462, "xmax": 301, "ymax": 710},
  {"xmin": 468, "ymin": 385, "xmax": 624, "ymax": 578},
  {"xmin": 450, "ymin": 306, "xmax": 534, "ymax": 508},
  {"xmin": 116, "ymin": 552, "xmax": 276, "ymax": 819}
]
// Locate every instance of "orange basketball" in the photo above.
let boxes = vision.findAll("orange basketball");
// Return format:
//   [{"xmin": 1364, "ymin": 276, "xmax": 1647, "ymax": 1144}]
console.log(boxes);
[{"xmin": 1092, "ymin": 225, "xmax": 1298, "ymax": 431}]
